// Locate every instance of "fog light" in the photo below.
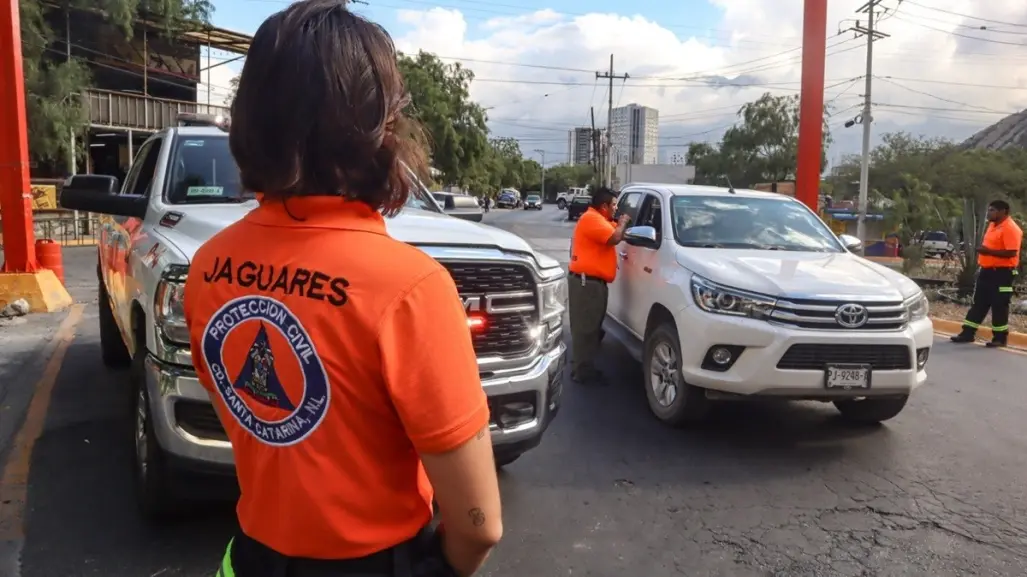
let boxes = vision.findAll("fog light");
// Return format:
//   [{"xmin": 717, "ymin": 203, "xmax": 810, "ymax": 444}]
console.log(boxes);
[
  {"xmin": 497, "ymin": 401, "xmax": 534, "ymax": 428},
  {"xmin": 916, "ymin": 347, "xmax": 930, "ymax": 370},
  {"xmin": 711, "ymin": 347, "xmax": 733, "ymax": 365}
]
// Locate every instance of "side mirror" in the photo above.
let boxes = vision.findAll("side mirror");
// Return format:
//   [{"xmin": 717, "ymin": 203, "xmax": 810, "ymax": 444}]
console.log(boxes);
[
  {"xmin": 839, "ymin": 234, "xmax": 863, "ymax": 253},
  {"xmin": 624, "ymin": 225, "xmax": 658, "ymax": 247},
  {"xmin": 59, "ymin": 175, "xmax": 146, "ymax": 219}
]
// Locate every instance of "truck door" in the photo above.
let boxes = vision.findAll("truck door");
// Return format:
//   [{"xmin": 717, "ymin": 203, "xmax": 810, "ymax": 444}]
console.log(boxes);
[
  {"xmin": 606, "ymin": 191, "xmax": 643, "ymax": 331},
  {"xmin": 109, "ymin": 137, "xmax": 162, "ymax": 335}
]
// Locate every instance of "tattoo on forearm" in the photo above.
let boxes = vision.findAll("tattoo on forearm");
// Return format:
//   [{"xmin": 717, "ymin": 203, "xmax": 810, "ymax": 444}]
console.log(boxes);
[
  {"xmin": 468, "ymin": 508, "xmax": 486, "ymax": 527},
  {"xmin": 476, "ymin": 426, "xmax": 486, "ymax": 440}
]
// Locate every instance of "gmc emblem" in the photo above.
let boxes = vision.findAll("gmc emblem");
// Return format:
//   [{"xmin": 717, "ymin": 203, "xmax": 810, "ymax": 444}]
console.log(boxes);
[{"xmin": 461, "ymin": 292, "xmax": 536, "ymax": 315}]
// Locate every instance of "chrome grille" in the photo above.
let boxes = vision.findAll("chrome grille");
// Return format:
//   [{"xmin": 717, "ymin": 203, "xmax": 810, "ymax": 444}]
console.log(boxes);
[
  {"xmin": 777, "ymin": 344, "xmax": 912, "ymax": 371},
  {"xmin": 175, "ymin": 401, "xmax": 227, "ymax": 441},
  {"xmin": 441, "ymin": 262, "xmax": 538, "ymax": 358},
  {"xmin": 770, "ymin": 298, "xmax": 907, "ymax": 330}
]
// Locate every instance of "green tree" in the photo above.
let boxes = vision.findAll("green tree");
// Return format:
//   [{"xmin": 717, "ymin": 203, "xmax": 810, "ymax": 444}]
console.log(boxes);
[
  {"xmin": 398, "ymin": 51, "xmax": 490, "ymax": 188},
  {"xmin": 20, "ymin": 0, "xmax": 213, "ymax": 167},
  {"xmin": 688, "ymin": 92, "xmax": 832, "ymax": 187}
]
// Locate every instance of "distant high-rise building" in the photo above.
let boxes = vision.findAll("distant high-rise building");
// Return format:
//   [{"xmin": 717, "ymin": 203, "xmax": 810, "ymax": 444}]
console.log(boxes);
[
  {"xmin": 610, "ymin": 104, "xmax": 659, "ymax": 165},
  {"xmin": 567, "ymin": 127, "xmax": 593, "ymax": 166}
]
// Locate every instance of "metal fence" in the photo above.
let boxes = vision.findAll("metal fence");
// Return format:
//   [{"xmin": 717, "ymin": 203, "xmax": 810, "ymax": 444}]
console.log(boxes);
[
  {"xmin": 86, "ymin": 89, "xmax": 230, "ymax": 132},
  {"xmin": 0, "ymin": 211, "xmax": 101, "ymax": 249}
]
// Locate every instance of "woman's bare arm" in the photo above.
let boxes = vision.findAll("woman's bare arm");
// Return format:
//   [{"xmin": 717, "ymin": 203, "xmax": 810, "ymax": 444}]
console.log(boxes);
[{"xmin": 421, "ymin": 425, "xmax": 503, "ymax": 577}]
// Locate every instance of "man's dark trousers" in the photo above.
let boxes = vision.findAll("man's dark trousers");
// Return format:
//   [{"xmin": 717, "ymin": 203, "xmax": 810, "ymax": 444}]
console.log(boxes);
[
  {"xmin": 961, "ymin": 267, "xmax": 1015, "ymax": 342},
  {"xmin": 568, "ymin": 273, "xmax": 608, "ymax": 380}
]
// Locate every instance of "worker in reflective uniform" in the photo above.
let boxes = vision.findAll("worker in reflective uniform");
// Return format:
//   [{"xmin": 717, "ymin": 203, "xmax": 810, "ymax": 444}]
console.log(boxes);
[
  {"xmin": 951, "ymin": 199, "xmax": 1023, "ymax": 348},
  {"xmin": 567, "ymin": 187, "xmax": 630, "ymax": 385},
  {"xmin": 183, "ymin": 2, "xmax": 502, "ymax": 575}
]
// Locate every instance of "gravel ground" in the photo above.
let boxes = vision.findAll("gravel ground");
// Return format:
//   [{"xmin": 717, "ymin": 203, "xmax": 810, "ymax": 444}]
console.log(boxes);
[{"xmin": 930, "ymin": 301, "xmax": 1027, "ymax": 333}]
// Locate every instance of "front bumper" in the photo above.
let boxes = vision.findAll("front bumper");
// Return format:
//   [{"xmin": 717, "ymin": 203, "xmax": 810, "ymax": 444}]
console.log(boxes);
[
  {"xmin": 143, "ymin": 343, "xmax": 566, "ymax": 469},
  {"xmin": 672, "ymin": 306, "xmax": 933, "ymax": 399}
]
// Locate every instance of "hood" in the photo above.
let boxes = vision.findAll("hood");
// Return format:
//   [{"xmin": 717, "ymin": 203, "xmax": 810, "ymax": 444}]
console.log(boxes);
[
  {"xmin": 154, "ymin": 204, "xmax": 534, "ymax": 262},
  {"xmin": 675, "ymin": 248, "xmax": 921, "ymax": 301}
]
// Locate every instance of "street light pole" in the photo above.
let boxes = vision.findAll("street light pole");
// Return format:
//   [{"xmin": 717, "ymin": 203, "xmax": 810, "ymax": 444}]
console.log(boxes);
[{"xmin": 534, "ymin": 149, "xmax": 546, "ymax": 200}]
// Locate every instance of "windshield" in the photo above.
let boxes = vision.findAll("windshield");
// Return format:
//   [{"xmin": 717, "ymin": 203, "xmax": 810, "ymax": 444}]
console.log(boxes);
[
  {"xmin": 166, "ymin": 136, "xmax": 250, "ymax": 204},
  {"xmin": 165, "ymin": 135, "xmax": 440, "ymax": 213},
  {"xmin": 527, "ymin": 195, "xmax": 541, "ymax": 201},
  {"xmin": 572, "ymin": 197, "xmax": 590, "ymax": 205},
  {"xmin": 671, "ymin": 195, "xmax": 843, "ymax": 252},
  {"xmin": 924, "ymin": 231, "xmax": 947, "ymax": 241}
]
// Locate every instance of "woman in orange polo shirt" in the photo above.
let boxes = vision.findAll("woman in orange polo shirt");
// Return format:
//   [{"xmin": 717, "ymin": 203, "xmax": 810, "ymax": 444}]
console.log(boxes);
[{"xmin": 182, "ymin": 1, "xmax": 502, "ymax": 576}]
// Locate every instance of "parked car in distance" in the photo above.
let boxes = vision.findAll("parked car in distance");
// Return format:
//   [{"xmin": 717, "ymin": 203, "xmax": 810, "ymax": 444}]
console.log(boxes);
[
  {"xmin": 567, "ymin": 195, "xmax": 590, "ymax": 220},
  {"xmin": 433, "ymin": 192, "xmax": 484, "ymax": 222},
  {"xmin": 911, "ymin": 230, "xmax": 954, "ymax": 258},
  {"xmin": 603, "ymin": 183, "xmax": 932, "ymax": 428},
  {"xmin": 557, "ymin": 187, "xmax": 589, "ymax": 209},
  {"xmin": 524, "ymin": 194, "xmax": 543, "ymax": 210},
  {"xmin": 496, "ymin": 192, "xmax": 519, "ymax": 209}
]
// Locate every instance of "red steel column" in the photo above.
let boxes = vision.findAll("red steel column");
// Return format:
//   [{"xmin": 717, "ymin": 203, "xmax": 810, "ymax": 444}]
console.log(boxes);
[
  {"xmin": 795, "ymin": 0, "xmax": 828, "ymax": 212},
  {"xmin": 0, "ymin": 0, "xmax": 38, "ymax": 272}
]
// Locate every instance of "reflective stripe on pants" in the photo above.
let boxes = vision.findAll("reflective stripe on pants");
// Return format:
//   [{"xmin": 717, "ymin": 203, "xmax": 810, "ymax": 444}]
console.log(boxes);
[{"xmin": 216, "ymin": 538, "xmax": 235, "ymax": 577}]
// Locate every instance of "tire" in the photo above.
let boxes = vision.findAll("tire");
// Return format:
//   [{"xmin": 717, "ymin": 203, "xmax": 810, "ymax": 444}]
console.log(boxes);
[
  {"xmin": 834, "ymin": 396, "xmax": 908, "ymax": 424},
  {"xmin": 643, "ymin": 322, "xmax": 710, "ymax": 426},
  {"xmin": 99, "ymin": 281, "xmax": 131, "ymax": 367},
  {"xmin": 494, "ymin": 452, "xmax": 521, "ymax": 468},
  {"xmin": 131, "ymin": 347, "xmax": 180, "ymax": 520},
  {"xmin": 557, "ymin": 199, "xmax": 567, "ymax": 210}
]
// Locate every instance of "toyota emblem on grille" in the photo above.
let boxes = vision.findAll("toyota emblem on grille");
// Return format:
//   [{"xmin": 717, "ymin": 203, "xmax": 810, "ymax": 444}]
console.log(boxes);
[{"xmin": 835, "ymin": 303, "xmax": 869, "ymax": 328}]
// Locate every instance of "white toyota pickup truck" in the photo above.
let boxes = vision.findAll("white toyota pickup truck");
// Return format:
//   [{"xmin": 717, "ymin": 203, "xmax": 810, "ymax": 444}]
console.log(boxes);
[
  {"xmin": 601, "ymin": 183, "xmax": 933, "ymax": 426},
  {"xmin": 60, "ymin": 117, "xmax": 567, "ymax": 518}
]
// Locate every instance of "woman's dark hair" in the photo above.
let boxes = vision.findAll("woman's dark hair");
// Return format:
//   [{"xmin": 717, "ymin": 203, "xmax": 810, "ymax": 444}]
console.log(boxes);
[
  {"xmin": 590, "ymin": 186, "xmax": 617, "ymax": 208},
  {"xmin": 229, "ymin": 0, "xmax": 429, "ymax": 216}
]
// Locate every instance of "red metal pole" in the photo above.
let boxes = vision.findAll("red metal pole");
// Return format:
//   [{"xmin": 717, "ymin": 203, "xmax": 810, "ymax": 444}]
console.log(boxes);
[
  {"xmin": 0, "ymin": 0, "xmax": 38, "ymax": 272},
  {"xmin": 795, "ymin": 0, "xmax": 828, "ymax": 212}
]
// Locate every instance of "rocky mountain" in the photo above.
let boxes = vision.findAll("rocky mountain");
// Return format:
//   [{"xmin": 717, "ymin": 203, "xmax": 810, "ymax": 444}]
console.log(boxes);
[{"xmin": 962, "ymin": 109, "xmax": 1027, "ymax": 150}]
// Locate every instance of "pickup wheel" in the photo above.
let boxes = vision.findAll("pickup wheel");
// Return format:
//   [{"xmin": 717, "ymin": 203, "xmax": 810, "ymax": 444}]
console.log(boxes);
[
  {"xmin": 557, "ymin": 199, "xmax": 567, "ymax": 210},
  {"xmin": 833, "ymin": 396, "xmax": 908, "ymax": 424},
  {"xmin": 99, "ymin": 281, "xmax": 130, "ymax": 367},
  {"xmin": 131, "ymin": 348, "xmax": 179, "ymax": 520},
  {"xmin": 643, "ymin": 322, "xmax": 709, "ymax": 426}
]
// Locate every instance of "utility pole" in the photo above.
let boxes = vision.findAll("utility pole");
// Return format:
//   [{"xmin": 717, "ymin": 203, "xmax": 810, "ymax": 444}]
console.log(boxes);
[
  {"xmin": 590, "ymin": 106, "xmax": 597, "ymax": 173},
  {"xmin": 534, "ymin": 149, "xmax": 546, "ymax": 199},
  {"xmin": 596, "ymin": 54, "xmax": 628, "ymax": 188},
  {"xmin": 845, "ymin": 0, "xmax": 889, "ymax": 244}
]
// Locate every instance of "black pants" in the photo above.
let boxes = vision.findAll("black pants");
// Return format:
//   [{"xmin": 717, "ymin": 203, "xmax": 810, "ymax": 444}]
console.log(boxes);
[
  {"xmin": 217, "ymin": 527, "xmax": 457, "ymax": 577},
  {"xmin": 568, "ymin": 273, "xmax": 608, "ymax": 379},
  {"xmin": 962, "ymin": 267, "xmax": 1016, "ymax": 341}
]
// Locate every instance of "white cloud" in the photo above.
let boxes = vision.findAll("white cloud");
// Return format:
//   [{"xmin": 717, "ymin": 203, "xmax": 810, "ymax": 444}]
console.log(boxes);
[{"xmin": 390, "ymin": 0, "xmax": 1027, "ymax": 164}]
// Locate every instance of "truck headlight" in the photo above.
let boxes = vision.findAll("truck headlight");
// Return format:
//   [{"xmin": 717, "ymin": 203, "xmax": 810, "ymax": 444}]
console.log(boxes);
[
  {"xmin": 690, "ymin": 275, "xmax": 775, "ymax": 320},
  {"xmin": 155, "ymin": 275, "xmax": 189, "ymax": 345},
  {"xmin": 905, "ymin": 292, "xmax": 929, "ymax": 321},
  {"xmin": 539, "ymin": 275, "xmax": 568, "ymax": 322}
]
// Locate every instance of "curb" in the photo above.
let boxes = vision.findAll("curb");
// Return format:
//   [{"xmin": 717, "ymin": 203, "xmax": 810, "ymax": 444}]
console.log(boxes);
[{"xmin": 930, "ymin": 317, "xmax": 1027, "ymax": 349}]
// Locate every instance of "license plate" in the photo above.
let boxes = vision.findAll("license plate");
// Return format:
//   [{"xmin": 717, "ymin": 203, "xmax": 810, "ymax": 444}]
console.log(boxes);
[{"xmin": 824, "ymin": 364, "xmax": 871, "ymax": 389}]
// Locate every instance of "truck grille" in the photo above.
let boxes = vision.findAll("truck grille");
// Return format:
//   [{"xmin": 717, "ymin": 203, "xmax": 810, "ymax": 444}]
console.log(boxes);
[
  {"xmin": 441, "ymin": 262, "xmax": 538, "ymax": 358},
  {"xmin": 777, "ymin": 344, "xmax": 912, "ymax": 371},
  {"xmin": 770, "ymin": 298, "xmax": 907, "ymax": 331}
]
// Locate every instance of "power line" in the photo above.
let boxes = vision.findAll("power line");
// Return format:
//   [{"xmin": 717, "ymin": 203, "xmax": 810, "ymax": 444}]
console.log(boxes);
[
  {"xmin": 873, "ymin": 76, "xmax": 1012, "ymax": 114},
  {"xmin": 890, "ymin": 13, "xmax": 1027, "ymax": 46},
  {"xmin": 899, "ymin": 0, "xmax": 1027, "ymax": 28}
]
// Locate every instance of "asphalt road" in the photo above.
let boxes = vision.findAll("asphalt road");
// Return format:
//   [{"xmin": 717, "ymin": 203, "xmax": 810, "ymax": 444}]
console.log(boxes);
[{"xmin": 4, "ymin": 205, "xmax": 1027, "ymax": 577}]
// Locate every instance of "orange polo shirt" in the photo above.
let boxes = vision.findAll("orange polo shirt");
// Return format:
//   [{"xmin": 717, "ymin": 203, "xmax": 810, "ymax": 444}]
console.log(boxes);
[
  {"xmin": 569, "ymin": 207, "xmax": 618, "ymax": 282},
  {"xmin": 979, "ymin": 217, "xmax": 1022, "ymax": 269},
  {"xmin": 183, "ymin": 196, "xmax": 489, "ymax": 559}
]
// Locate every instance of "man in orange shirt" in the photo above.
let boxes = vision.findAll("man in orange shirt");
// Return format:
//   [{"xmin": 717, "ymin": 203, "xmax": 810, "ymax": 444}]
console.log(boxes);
[
  {"xmin": 184, "ymin": 2, "xmax": 502, "ymax": 576},
  {"xmin": 567, "ymin": 187, "xmax": 631, "ymax": 385},
  {"xmin": 951, "ymin": 199, "xmax": 1023, "ymax": 348}
]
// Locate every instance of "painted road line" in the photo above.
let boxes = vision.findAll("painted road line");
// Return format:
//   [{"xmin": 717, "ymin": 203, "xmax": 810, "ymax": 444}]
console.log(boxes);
[{"xmin": 0, "ymin": 304, "xmax": 84, "ymax": 573}]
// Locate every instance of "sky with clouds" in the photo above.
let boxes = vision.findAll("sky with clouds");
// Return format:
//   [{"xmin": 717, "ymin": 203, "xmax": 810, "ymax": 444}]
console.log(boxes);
[{"xmin": 198, "ymin": 0, "xmax": 1027, "ymax": 167}]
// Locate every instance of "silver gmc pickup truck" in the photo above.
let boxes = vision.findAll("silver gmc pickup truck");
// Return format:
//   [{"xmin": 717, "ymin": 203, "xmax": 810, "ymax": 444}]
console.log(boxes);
[{"xmin": 60, "ymin": 115, "xmax": 567, "ymax": 519}]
